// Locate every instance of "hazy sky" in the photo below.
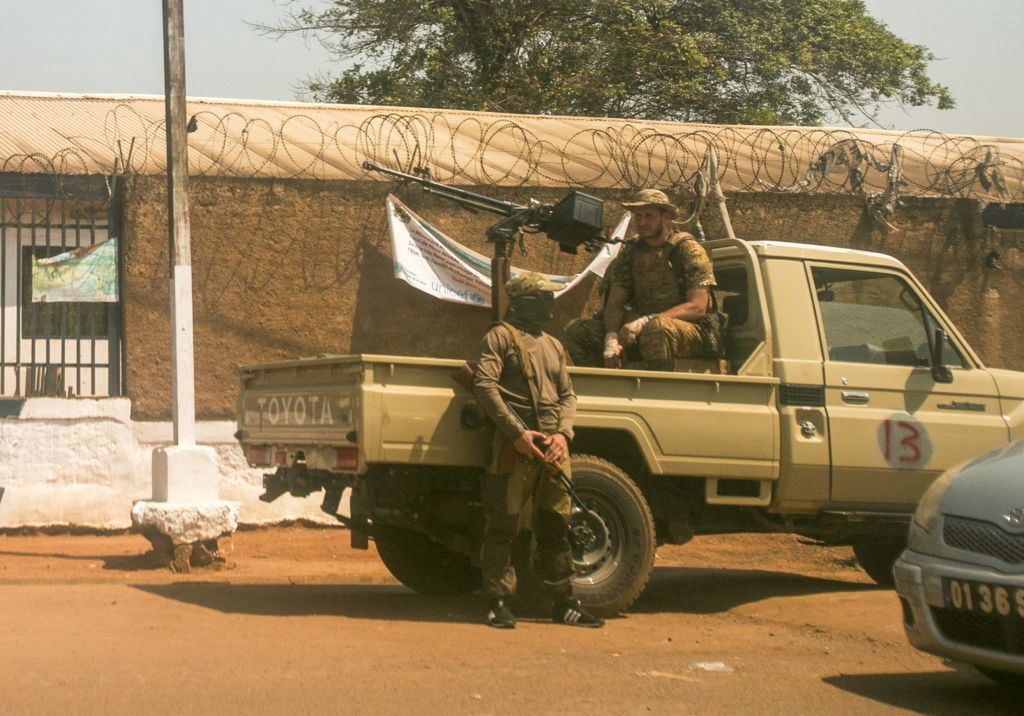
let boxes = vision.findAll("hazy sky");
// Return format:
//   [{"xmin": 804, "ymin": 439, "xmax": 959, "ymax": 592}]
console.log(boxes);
[{"xmin": 1, "ymin": 0, "xmax": 1020, "ymax": 137}]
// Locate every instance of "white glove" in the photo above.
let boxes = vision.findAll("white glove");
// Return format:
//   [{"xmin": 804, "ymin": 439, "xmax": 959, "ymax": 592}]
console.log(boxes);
[
  {"xmin": 620, "ymin": 314, "xmax": 655, "ymax": 347},
  {"xmin": 602, "ymin": 331, "xmax": 622, "ymax": 360}
]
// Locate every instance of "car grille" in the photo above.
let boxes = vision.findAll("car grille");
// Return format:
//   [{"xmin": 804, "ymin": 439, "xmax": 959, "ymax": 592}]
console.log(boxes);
[
  {"xmin": 932, "ymin": 607, "xmax": 1024, "ymax": 656},
  {"xmin": 943, "ymin": 516, "xmax": 1024, "ymax": 564}
]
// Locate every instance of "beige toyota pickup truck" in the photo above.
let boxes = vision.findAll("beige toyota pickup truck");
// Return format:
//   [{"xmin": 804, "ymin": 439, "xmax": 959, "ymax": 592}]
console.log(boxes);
[{"xmin": 237, "ymin": 239, "xmax": 1024, "ymax": 615}]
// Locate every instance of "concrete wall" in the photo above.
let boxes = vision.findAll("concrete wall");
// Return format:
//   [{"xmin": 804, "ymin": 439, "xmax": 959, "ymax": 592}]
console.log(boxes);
[
  {"xmin": 122, "ymin": 176, "xmax": 1024, "ymax": 421},
  {"xmin": 0, "ymin": 398, "xmax": 331, "ymax": 529}
]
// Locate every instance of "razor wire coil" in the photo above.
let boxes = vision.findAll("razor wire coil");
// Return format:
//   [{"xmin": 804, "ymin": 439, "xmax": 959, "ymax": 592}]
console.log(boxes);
[{"xmin": 0, "ymin": 104, "xmax": 1019, "ymax": 203}]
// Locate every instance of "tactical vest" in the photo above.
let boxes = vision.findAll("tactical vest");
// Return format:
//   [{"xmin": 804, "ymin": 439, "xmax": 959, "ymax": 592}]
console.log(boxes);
[
  {"xmin": 615, "ymin": 232, "xmax": 727, "ymax": 358},
  {"xmin": 627, "ymin": 232, "xmax": 690, "ymax": 315}
]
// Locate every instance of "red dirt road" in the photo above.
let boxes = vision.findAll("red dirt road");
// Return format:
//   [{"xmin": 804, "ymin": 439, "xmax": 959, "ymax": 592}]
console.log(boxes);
[{"xmin": 0, "ymin": 526, "xmax": 1016, "ymax": 714}]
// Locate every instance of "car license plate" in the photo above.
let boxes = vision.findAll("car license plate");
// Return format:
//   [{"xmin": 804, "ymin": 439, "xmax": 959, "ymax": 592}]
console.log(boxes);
[{"xmin": 943, "ymin": 577, "xmax": 1024, "ymax": 620}]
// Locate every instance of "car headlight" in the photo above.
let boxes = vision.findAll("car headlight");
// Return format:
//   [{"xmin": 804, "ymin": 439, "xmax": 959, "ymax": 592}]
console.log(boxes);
[{"xmin": 912, "ymin": 464, "xmax": 963, "ymax": 534}]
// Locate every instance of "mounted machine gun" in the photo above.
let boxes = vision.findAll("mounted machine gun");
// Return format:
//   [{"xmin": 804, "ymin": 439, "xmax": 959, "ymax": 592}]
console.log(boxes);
[{"xmin": 363, "ymin": 161, "xmax": 605, "ymax": 320}]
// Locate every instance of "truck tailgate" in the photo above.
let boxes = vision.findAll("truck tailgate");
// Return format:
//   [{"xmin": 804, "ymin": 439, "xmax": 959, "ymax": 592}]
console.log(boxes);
[
  {"xmin": 239, "ymin": 358, "xmax": 362, "ymax": 455},
  {"xmin": 238, "ymin": 355, "xmax": 491, "ymax": 472},
  {"xmin": 359, "ymin": 358, "xmax": 490, "ymax": 468}
]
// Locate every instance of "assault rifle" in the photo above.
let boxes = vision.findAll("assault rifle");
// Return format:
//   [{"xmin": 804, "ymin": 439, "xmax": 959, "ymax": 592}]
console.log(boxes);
[{"xmin": 364, "ymin": 160, "xmax": 606, "ymax": 320}]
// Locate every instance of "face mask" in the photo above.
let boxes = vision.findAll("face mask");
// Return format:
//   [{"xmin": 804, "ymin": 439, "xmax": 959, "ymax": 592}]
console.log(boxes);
[{"xmin": 508, "ymin": 293, "xmax": 555, "ymax": 333}]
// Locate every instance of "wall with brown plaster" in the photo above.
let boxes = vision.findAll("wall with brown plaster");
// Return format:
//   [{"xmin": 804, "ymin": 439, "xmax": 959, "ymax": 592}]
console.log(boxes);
[
  {"xmin": 121, "ymin": 177, "xmax": 1023, "ymax": 420},
  {"xmin": 703, "ymin": 193, "xmax": 1023, "ymax": 375}
]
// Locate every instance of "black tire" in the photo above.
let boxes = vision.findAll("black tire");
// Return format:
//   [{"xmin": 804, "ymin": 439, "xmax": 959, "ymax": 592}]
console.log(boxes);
[
  {"xmin": 373, "ymin": 525, "xmax": 481, "ymax": 595},
  {"xmin": 852, "ymin": 541, "xmax": 904, "ymax": 588},
  {"xmin": 513, "ymin": 454, "xmax": 656, "ymax": 617},
  {"xmin": 976, "ymin": 666, "xmax": 1024, "ymax": 689}
]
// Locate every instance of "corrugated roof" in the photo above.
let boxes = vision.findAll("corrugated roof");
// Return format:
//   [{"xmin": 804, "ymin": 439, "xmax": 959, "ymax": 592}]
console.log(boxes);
[{"xmin": 1, "ymin": 90, "xmax": 1021, "ymax": 201}]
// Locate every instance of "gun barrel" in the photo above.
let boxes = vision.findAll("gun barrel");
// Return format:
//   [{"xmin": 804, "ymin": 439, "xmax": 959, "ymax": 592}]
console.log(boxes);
[
  {"xmin": 422, "ymin": 186, "xmax": 515, "ymax": 216},
  {"xmin": 363, "ymin": 161, "xmax": 523, "ymax": 215}
]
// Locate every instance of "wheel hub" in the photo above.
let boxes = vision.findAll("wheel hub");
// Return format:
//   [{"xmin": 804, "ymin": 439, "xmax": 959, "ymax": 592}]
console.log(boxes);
[
  {"xmin": 569, "ymin": 502, "xmax": 612, "ymax": 573},
  {"xmin": 568, "ymin": 523, "xmax": 598, "ymax": 551}
]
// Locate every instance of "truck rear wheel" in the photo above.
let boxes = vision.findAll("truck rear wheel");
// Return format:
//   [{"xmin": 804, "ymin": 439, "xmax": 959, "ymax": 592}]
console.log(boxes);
[
  {"xmin": 513, "ymin": 454, "xmax": 656, "ymax": 617},
  {"xmin": 852, "ymin": 540, "xmax": 904, "ymax": 588},
  {"xmin": 373, "ymin": 525, "xmax": 481, "ymax": 595}
]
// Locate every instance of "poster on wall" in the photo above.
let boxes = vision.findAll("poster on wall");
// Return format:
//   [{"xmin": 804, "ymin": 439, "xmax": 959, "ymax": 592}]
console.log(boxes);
[
  {"xmin": 386, "ymin": 195, "xmax": 629, "ymax": 307},
  {"xmin": 31, "ymin": 238, "xmax": 119, "ymax": 303}
]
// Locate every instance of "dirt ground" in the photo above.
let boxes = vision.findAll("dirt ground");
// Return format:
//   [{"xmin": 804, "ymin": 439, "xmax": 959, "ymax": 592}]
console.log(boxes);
[{"xmin": 0, "ymin": 526, "xmax": 1017, "ymax": 714}]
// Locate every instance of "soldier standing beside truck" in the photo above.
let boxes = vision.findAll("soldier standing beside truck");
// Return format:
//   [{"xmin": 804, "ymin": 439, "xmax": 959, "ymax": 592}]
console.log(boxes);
[
  {"xmin": 472, "ymin": 272, "xmax": 604, "ymax": 629},
  {"xmin": 565, "ymin": 189, "xmax": 723, "ymax": 370}
]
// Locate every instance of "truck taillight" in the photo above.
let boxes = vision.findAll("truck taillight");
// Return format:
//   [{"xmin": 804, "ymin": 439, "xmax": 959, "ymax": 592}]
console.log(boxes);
[
  {"xmin": 334, "ymin": 447, "xmax": 359, "ymax": 471},
  {"xmin": 247, "ymin": 445, "xmax": 271, "ymax": 467}
]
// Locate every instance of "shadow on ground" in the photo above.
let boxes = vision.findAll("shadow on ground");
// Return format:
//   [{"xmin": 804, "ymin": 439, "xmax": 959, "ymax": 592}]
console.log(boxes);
[
  {"xmin": 823, "ymin": 668, "xmax": 1021, "ymax": 714},
  {"xmin": 131, "ymin": 563, "xmax": 878, "ymax": 624},
  {"xmin": 0, "ymin": 550, "xmax": 168, "ymax": 571},
  {"xmin": 133, "ymin": 583, "xmax": 486, "ymax": 624},
  {"xmin": 632, "ymin": 565, "xmax": 878, "ymax": 615}
]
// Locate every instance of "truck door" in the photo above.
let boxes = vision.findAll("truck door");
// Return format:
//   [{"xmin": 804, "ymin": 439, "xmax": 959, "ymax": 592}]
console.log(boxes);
[{"xmin": 810, "ymin": 263, "xmax": 1007, "ymax": 509}]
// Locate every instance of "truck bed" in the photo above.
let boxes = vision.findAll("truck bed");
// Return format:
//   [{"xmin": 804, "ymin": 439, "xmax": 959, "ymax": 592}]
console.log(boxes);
[{"xmin": 238, "ymin": 353, "xmax": 780, "ymax": 482}]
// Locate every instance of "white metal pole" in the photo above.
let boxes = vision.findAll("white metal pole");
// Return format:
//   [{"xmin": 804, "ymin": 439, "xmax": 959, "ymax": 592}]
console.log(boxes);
[{"xmin": 708, "ymin": 146, "xmax": 737, "ymax": 240}]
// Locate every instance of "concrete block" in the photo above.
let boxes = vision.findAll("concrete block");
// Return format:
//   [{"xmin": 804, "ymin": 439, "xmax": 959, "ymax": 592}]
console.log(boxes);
[
  {"xmin": 130, "ymin": 499, "xmax": 240, "ymax": 545},
  {"xmin": 152, "ymin": 444, "xmax": 220, "ymax": 503}
]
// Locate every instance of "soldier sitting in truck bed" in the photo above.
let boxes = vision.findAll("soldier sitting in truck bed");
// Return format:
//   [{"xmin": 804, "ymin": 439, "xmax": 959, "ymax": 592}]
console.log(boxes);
[{"xmin": 564, "ymin": 189, "xmax": 723, "ymax": 370}]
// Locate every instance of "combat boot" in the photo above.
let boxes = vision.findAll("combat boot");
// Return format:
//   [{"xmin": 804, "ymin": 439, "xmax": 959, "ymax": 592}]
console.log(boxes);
[
  {"xmin": 552, "ymin": 597, "xmax": 604, "ymax": 628},
  {"xmin": 486, "ymin": 599, "xmax": 517, "ymax": 629}
]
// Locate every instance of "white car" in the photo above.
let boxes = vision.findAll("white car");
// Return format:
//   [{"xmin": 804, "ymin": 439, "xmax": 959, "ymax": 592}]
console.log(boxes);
[{"xmin": 895, "ymin": 440, "xmax": 1024, "ymax": 686}]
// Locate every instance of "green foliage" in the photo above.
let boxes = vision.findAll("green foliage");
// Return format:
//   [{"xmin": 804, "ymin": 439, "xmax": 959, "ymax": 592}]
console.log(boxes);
[{"xmin": 265, "ymin": 0, "xmax": 953, "ymax": 125}]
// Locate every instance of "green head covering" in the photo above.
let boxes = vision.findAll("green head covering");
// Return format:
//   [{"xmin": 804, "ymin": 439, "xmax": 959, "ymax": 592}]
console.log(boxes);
[
  {"xmin": 505, "ymin": 272, "xmax": 558, "ymax": 335},
  {"xmin": 505, "ymin": 272, "xmax": 561, "ymax": 298}
]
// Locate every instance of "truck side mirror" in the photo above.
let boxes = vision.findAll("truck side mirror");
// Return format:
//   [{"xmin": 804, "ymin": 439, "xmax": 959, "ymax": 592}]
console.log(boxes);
[{"xmin": 930, "ymin": 328, "xmax": 954, "ymax": 383}]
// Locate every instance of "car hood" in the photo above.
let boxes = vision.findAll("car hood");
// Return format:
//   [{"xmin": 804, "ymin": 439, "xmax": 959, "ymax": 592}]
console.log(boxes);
[{"xmin": 942, "ymin": 439, "xmax": 1024, "ymax": 529}]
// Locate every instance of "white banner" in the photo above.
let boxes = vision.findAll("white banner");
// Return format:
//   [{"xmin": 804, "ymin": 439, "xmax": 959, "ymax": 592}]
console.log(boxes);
[{"xmin": 387, "ymin": 195, "xmax": 629, "ymax": 307}]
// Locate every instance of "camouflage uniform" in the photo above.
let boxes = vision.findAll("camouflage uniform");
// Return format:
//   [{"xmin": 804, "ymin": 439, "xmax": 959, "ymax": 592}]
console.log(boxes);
[
  {"xmin": 565, "ymin": 231, "xmax": 718, "ymax": 370},
  {"xmin": 473, "ymin": 274, "xmax": 576, "ymax": 601}
]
